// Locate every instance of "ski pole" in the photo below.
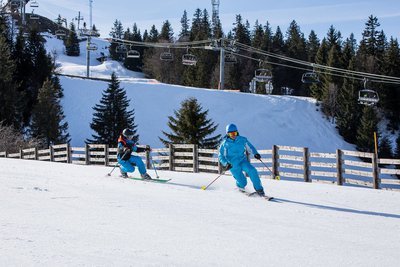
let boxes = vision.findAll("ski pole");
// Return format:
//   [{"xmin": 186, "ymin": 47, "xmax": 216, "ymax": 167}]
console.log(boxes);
[
  {"xmin": 150, "ymin": 155, "xmax": 159, "ymax": 178},
  {"xmin": 107, "ymin": 149, "xmax": 130, "ymax": 176},
  {"xmin": 258, "ymin": 158, "xmax": 280, "ymax": 180},
  {"xmin": 107, "ymin": 163, "xmax": 120, "ymax": 176},
  {"xmin": 201, "ymin": 171, "xmax": 226, "ymax": 190}
]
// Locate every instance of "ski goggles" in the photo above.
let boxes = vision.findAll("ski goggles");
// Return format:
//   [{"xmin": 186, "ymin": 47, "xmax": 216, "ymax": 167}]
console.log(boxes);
[{"xmin": 227, "ymin": 131, "xmax": 238, "ymax": 138}]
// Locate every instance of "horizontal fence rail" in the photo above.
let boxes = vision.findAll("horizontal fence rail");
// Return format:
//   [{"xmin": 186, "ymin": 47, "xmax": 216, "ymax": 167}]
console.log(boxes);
[{"xmin": 1, "ymin": 143, "xmax": 399, "ymax": 191}]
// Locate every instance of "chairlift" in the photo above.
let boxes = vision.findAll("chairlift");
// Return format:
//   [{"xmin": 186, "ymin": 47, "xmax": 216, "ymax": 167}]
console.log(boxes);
[
  {"xmin": 301, "ymin": 72, "xmax": 320, "ymax": 84},
  {"xmin": 358, "ymin": 89, "xmax": 379, "ymax": 106},
  {"xmin": 87, "ymin": 42, "xmax": 98, "ymax": 51},
  {"xmin": 126, "ymin": 49, "xmax": 140, "ymax": 58},
  {"xmin": 30, "ymin": 1, "xmax": 39, "ymax": 8},
  {"xmin": 115, "ymin": 44, "xmax": 127, "ymax": 54},
  {"xmin": 225, "ymin": 53, "xmax": 237, "ymax": 64},
  {"xmin": 55, "ymin": 29, "xmax": 66, "ymax": 37},
  {"xmin": 160, "ymin": 51, "xmax": 174, "ymax": 61},
  {"xmin": 30, "ymin": 13, "xmax": 39, "ymax": 20},
  {"xmin": 182, "ymin": 53, "xmax": 197, "ymax": 66},
  {"xmin": 254, "ymin": 68, "xmax": 272, "ymax": 83}
]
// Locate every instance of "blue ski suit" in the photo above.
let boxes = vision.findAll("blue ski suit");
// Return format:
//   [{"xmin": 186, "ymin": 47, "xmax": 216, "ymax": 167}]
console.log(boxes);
[
  {"xmin": 218, "ymin": 135, "xmax": 264, "ymax": 191},
  {"xmin": 117, "ymin": 136, "xmax": 147, "ymax": 174}
]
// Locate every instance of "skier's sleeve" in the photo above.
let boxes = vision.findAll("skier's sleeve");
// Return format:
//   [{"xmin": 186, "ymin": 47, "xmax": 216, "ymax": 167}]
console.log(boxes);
[
  {"xmin": 218, "ymin": 142, "xmax": 228, "ymax": 166},
  {"xmin": 245, "ymin": 138, "xmax": 258, "ymax": 155}
]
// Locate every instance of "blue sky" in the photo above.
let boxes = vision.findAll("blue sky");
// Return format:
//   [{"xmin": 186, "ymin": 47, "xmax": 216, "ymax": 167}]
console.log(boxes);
[{"xmin": 33, "ymin": 0, "xmax": 399, "ymax": 41}]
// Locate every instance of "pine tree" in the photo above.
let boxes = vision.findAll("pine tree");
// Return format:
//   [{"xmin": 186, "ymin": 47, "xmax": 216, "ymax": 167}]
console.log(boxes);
[
  {"xmin": 378, "ymin": 135, "xmax": 392, "ymax": 159},
  {"xmin": 65, "ymin": 22, "xmax": 80, "ymax": 56},
  {"xmin": 356, "ymin": 106, "xmax": 378, "ymax": 152},
  {"xmin": 159, "ymin": 97, "xmax": 221, "ymax": 148},
  {"xmin": 87, "ymin": 72, "xmax": 137, "ymax": 145},
  {"xmin": 179, "ymin": 10, "xmax": 190, "ymax": 40},
  {"xmin": 30, "ymin": 79, "xmax": 70, "ymax": 147},
  {"xmin": 0, "ymin": 34, "xmax": 21, "ymax": 129}
]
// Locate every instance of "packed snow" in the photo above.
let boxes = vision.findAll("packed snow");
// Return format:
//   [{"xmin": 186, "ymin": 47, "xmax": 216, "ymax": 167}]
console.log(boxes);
[
  {"xmin": 1, "ymin": 158, "xmax": 400, "ymax": 266},
  {"xmin": 1, "ymin": 33, "xmax": 399, "ymax": 267}
]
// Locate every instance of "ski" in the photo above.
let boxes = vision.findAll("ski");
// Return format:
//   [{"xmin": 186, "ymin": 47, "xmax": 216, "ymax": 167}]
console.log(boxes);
[
  {"xmin": 127, "ymin": 177, "xmax": 171, "ymax": 183},
  {"xmin": 247, "ymin": 191, "xmax": 274, "ymax": 201}
]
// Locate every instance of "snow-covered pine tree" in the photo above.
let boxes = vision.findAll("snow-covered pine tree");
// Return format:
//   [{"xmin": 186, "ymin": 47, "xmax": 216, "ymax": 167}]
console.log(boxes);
[
  {"xmin": 87, "ymin": 72, "xmax": 137, "ymax": 145},
  {"xmin": 159, "ymin": 97, "xmax": 221, "ymax": 148}
]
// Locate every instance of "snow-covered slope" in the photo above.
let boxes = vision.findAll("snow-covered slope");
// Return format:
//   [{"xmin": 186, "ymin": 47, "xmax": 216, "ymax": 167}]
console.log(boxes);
[
  {"xmin": 44, "ymin": 36, "xmax": 355, "ymax": 153},
  {"xmin": 1, "ymin": 158, "xmax": 399, "ymax": 266}
]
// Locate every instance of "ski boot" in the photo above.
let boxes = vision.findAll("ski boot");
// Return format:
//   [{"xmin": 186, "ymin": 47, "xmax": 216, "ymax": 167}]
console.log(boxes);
[
  {"xmin": 256, "ymin": 189, "xmax": 265, "ymax": 197},
  {"xmin": 141, "ymin": 173, "xmax": 152, "ymax": 180},
  {"xmin": 120, "ymin": 169, "xmax": 128, "ymax": 178}
]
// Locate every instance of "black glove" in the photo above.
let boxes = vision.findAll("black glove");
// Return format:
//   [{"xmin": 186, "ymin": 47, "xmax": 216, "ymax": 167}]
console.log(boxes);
[
  {"xmin": 254, "ymin": 153, "xmax": 261, "ymax": 160},
  {"xmin": 225, "ymin": 163, "xmax": 232, "ymax": 171},
  {"xmin": 145, "ymin": 146, "xmax": 151, "ymax": 152}
]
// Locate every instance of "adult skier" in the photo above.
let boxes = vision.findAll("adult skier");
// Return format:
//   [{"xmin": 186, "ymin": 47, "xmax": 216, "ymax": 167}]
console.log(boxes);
[
  {"xmin": 218, "ymin": 124, "xmax": 265, "ymax": 196},
  {"xmin": 117, "ymin": 128, "xmax": 151, "ymax": 179}
]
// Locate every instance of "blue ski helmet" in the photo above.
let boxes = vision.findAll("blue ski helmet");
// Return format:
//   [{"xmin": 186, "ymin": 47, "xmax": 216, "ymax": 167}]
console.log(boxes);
[{"xmin": 226, "ymin": 123, "xmax": 238, "ymax": 133}]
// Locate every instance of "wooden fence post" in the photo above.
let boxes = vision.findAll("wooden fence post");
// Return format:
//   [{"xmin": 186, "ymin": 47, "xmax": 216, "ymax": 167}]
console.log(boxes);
[
  {"xmin": 85, "ymin": 144, "xmax": 90, "ymax": 165},
  {"xmin": 336, "ymin": 149, "xmax": 343, "ymax": 185},
  {"xmin": 50, "ymin": 145, "xmax": 54, "ymax": 162},
  {"xmin": 303, "ymin": 147, "xmax": 310, "ymax": 182},
  {"xmin": 372, "ymin": 153, "xmax": 380, "ymax": 189},
  {"xmin": 145, "ymin": 145, "xmax": 151, "ymax": 169},
  {"xmin": 66, "ymin": 143, "xmax": 71, "ymax": 163},
  {"xmin": 19, "ymin": 148, "xmax": 23, "ymax": 159},
  {"xmin": 193, "ymin": 144, "xmax": 198, "ymax": 173},
  {"xmin": 272, "ymin": 145, "xmax": 279, "ymax": 179},
  {"xmin": 34, "ymin": 147, "xmax": 38, "ymax": 160},
  {"xmin": 169, "ymin": 144, "xmax": 174, "ymax": 171},
  {"xmin": 104, "ymin": 144, "xmax": 109, "ymax": 166}
]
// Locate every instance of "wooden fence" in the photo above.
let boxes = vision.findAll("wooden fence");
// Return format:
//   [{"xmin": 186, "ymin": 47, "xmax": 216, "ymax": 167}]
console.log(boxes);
[{"xmin": 1, "ymin": 143, "xmax": 400, "ymax": 191}]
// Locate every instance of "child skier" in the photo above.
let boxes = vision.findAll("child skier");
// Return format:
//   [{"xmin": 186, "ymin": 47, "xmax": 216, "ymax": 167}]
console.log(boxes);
[
  {"xmin": 218, "ymin": 123, "xmax": 265, "ymax": 196},
  {"xmin": 117, "ymin": 128, "xmax": 151, "ymax": 179}
]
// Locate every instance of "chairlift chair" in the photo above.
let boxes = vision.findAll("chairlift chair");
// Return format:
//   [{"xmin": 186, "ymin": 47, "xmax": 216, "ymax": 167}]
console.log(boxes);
[
  {"xmin": 182, "ymin": 53, "xmax": 197, "ymax": 66},
  {"xmin": 358, "ymin": 89, "xmax": 379, "ymax": 106},
  {"xmin": 126, "ymin": 49, "xmax": 140, "ymax": 58},
  {"xmin": 225, "ymin": 53, "xmax": 237, "ymax": 64},
  {"xmin": 30, "ymin": 1, "xmax": 39, "ymax": 8},
  {"xmin": 115, "ymin": 45, "xmax": 127, "ymax": 54},
  {"xmin": 55, "ymin": 29, "xmax": 66, "ymax": 37},
  {"xmin": 254, "ymin": 68, "xmax": 272, "ymax": 83},
  {"xmin": 30, "ymin": 13, "xmax": 39, "ymax": 20},
  {"xmin": 87, "ymin": 43, "xmax": 98, "ymax": 51},
  {"xmin": 160, "ymin": 51, "xmax": 173, "ymax": 61},
  {"xmin": 301, "ymin": 72, "xmax": 319, "ymax": 84}
]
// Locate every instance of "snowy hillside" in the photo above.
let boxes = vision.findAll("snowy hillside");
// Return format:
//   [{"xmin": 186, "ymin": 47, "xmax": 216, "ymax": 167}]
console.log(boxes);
[
  {"xmin": 44, "ymin": 36, "xmax": 355, "ymax": 154},
  {"xmin": 1, "ymin": 158, "xmax": 400, "ymax": 266}
]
